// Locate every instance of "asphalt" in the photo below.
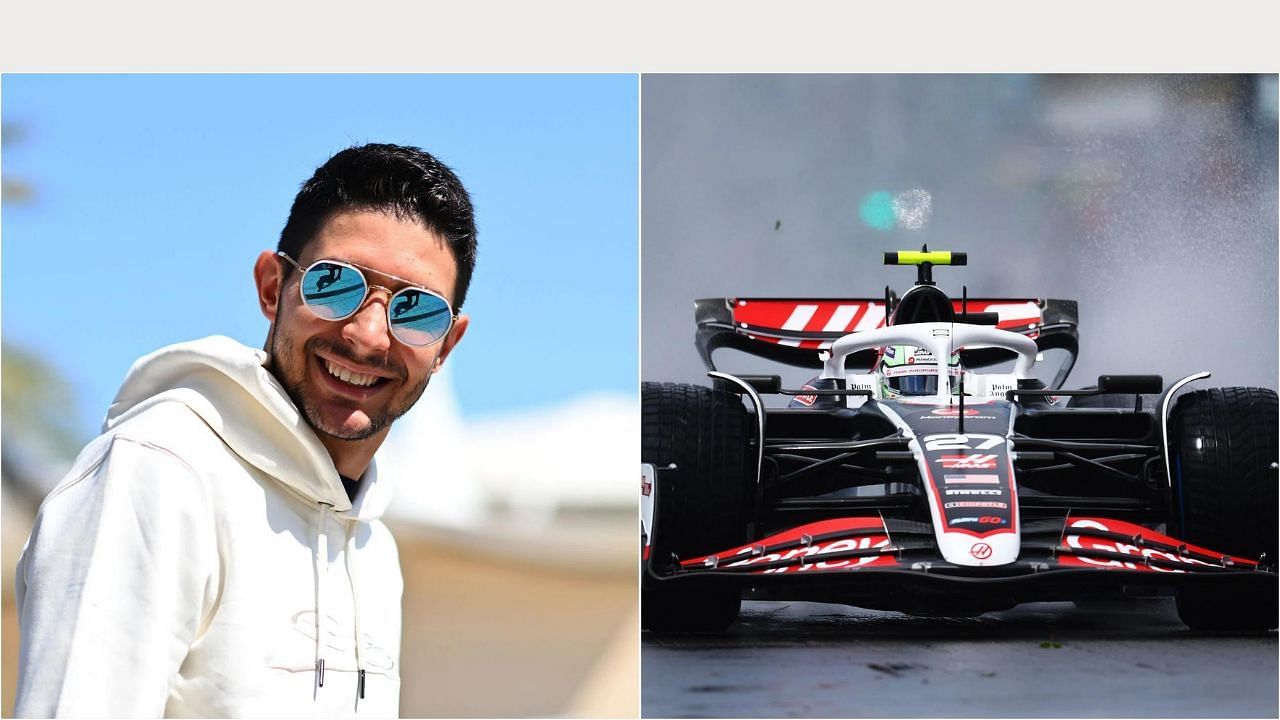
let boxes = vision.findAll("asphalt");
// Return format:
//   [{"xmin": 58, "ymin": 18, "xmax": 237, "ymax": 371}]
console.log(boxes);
[{"xmin": 642, "ymin": 598, "xmax": 1278, "ymax": 718}]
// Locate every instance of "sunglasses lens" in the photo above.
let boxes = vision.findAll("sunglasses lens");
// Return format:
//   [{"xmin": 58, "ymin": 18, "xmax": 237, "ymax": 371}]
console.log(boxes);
[
  {"xmin": 301, "ymin": 262, "xmax": 366, "ymax": 320},
  {"xmin": 389, "ymin": 289, "xmax": 452, "ymax": 346}
]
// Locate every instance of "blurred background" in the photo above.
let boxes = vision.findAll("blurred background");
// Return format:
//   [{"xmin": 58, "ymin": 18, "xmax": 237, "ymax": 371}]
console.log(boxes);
[
  {"xmin": 1, "ymin": 74, "xmax": 637, "ymax": 717},
  {"xmin": 642, "ymin": 74, "xmax": 1278, "ymax": 394}
]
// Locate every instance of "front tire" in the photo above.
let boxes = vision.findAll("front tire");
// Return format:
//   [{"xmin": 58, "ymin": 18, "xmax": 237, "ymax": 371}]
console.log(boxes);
[
  {"xmin": 641, "ymin": 382, "xmax": 751, "ymax": 632},
  {"xmin": 1169, "ymin": 387, "xmax": 1278, "ymax": 632}
]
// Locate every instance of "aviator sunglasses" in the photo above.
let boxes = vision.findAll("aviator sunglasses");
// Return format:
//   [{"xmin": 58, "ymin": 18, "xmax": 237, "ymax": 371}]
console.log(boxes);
[{"xmin": 277, "ymin": 252, "xmax": 456, "ymax": 347}]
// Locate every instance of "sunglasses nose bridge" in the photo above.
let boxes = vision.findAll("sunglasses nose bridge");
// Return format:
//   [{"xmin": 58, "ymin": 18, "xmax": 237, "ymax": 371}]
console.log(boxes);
[
  {"xmin": 364, "ymin": 283, "xmax": 395, "ymax": 303},
  {"xmin": 361, "ymin": 284, "xmax": 400, "ymax": 329},
  {"xmin": 352, "ymin": 284, "xmax": 399, "ymax": 323},
  {"xmin": 339, "ymin": 285, "xmax": 396, "ymax": 353}
]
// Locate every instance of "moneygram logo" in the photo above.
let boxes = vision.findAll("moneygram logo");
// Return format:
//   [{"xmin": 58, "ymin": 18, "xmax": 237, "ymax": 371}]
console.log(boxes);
[{"xmin": 931, "ymin": 407, "xmax": 981, "ymax": 417}]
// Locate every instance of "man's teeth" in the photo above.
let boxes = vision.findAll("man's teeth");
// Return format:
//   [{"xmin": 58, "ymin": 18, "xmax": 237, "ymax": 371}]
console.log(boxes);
[{"xmin": 324, "ymin": 359, "xmax": 380, "ymax": 387}]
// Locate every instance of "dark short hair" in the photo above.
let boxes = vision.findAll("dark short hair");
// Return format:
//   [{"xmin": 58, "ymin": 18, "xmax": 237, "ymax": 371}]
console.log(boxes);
[{"xmin": 278, "ymin": 143, "xmax": 478, "ymax": 309}]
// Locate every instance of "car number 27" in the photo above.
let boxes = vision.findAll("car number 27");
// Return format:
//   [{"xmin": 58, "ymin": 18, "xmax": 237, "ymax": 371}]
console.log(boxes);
[{"xmin": 923, "ymin": 433, "xmax": 1004, "ymax": 451}]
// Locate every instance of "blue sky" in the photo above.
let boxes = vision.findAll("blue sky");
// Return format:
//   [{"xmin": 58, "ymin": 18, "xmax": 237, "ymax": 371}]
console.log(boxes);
[{"xmin": 2, "ymin": 74, "xmax": 638, "ymax": 440}]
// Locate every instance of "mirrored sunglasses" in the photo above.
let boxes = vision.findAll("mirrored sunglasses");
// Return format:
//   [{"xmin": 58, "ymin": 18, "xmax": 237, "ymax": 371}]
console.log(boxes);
[{"xmin": 277, "ymin": 252, "xmax": 455, "ymax": 348}]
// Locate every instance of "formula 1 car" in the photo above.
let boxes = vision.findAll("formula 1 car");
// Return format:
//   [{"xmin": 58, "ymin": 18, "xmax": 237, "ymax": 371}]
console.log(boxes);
[{"xmin": 641, "ymin": 248, "xmax": 1278, "ymax": 632}]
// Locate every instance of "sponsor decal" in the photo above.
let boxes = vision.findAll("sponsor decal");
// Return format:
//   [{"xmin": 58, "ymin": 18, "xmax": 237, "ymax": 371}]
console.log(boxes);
[
  {"xmin": 939, "ymin": 454, "xmax": 998, "ymax": 469},
  {"xmin": 725, "ymin": 535, "xmax": 895, "ymax": 574},
  {"xmin": 794, "ymin": 384, "xmax": 818, "ymax": 407},
  {"xmin": 679, "ymin": 518, "xmax": 899, "ymax": 574},
  {"xmin": 931, "ymin": 407, "xmax": 981, "ymax": 417},
  {"xmin": 906, "ymin": 355, "xmax": 916, "ymax": 365},
  {"xmin": 1058, "ymin": 518, "xmax": 1255, "ymax": 573},
  {"xmin": 884, "ymin": 345, "xmax": 896, "ymax": 358},
  {"xmin": 970, "ymin": 542, "xmax": 993, "ymax": 560},
  {"xmin": 888, "ymin": 365, "xmax": 948, "ymax": 377},
  {"xmin": 947, "ymin": 515, "xmax": 1003, "ymax": 527},
  {"xmin": 946, "ymin": 515, "xmax": 1007, "ymax": 527},
  {"xmin": 943, "ymin": 474, "xmax": 1000, "ymax": 484},
  {"xmin": 945, "ymin": 488, "xmax": 1003, "ymax": 496},
  {"xmin": 641, "ymin": 464, "xmax": 656, "ymax": 544},
  {"xmin": 944, "ymin": 501, "xmax": 1008, "ymax": 509}
]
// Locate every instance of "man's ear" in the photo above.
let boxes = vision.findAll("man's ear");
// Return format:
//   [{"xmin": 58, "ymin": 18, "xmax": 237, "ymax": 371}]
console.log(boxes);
[
  {"xmin": 430, "ymin": 313, "xmax": 469, "ymax": 374},
  {"xmin": 253, "ymin": 251, "xmax": 284, "ymax": 322}
]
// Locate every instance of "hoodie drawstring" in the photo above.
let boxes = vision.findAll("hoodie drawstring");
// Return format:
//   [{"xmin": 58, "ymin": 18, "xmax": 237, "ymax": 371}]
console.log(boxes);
[
  {"xmin": 345, "ymin": 525, "xmax": 366, "ymax": 705},
  {"xmin": 314, "ymin": 501, "xmax": 368, "ymax": 707},
  {"xmin": 314, "ymin": 502, "xmax": 333, "ymax": 690}
]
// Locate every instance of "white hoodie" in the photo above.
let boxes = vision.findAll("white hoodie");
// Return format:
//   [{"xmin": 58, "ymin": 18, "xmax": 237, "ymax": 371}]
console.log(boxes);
[{"xmin": 14, "ymin": 336, "xmax": 402, "ymax": 717}]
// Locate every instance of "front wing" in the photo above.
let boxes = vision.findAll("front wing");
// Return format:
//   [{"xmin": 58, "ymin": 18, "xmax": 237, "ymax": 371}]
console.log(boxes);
[{"xmin": 647, "ymin": 515, "xmax": 1275, "ymax": 608}]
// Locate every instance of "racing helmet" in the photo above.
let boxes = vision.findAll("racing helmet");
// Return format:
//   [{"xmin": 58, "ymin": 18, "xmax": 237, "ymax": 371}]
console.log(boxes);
[{"xmin": 877, "ymin": 344, "xmax": 962, "ymax": 398}]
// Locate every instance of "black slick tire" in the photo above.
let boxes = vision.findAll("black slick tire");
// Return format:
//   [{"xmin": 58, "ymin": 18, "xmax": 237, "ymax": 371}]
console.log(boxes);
[
  {"xmin": 642, "ymin": 382, "xmax": 751, "ymax": 632},
  {"xmin": 1168, "ymin": 387, "xmax": 1278, "ymax": 632}
]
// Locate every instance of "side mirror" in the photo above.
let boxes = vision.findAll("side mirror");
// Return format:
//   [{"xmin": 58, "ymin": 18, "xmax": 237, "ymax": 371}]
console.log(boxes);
[
  {"xmin": 1097, "ymin": 374, "xmax": 1164, "ymax": 394},
  {"xmin": 737, "ymin": 375, "xmax": 782, "ymax": 394}
]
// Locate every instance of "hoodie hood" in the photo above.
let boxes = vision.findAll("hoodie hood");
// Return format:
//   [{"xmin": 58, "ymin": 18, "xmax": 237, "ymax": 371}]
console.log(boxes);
[{"xmin": 104, "ymin": 335, "xmax": 393, "ymax": 520}]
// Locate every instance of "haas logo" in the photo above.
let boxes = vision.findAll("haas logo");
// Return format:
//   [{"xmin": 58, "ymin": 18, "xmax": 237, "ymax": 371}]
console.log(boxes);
[
  {"xmin": 939, "ymin": 454, "xmax": 998, "ymax": 469},
  {"xmin": 970, "ymin": 542, "xmax": 993, "ymax": 560}
]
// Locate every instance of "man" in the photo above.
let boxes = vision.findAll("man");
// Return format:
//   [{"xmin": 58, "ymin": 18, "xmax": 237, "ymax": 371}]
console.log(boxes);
[{"xmin": 14, "ymin": 143, "xmax": 474, "ymax": 717}]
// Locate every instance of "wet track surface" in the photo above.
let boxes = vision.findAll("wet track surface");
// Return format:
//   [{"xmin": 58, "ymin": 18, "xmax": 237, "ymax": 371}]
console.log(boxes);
[{"xmin": 642, "ymin": 599, "xmax": 1278, "ymax": 718}]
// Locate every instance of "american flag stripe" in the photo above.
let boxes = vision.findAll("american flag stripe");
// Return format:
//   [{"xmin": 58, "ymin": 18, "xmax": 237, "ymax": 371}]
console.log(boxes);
[{"xmin": 943, "ymin": 474, "xmax": 1001, "ymax": 484}]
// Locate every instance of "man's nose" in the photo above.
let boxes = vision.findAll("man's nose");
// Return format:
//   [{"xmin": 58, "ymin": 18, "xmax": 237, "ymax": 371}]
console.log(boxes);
[{"xmin": 341, "ymin": 289, "xmax": 393, "ymax": 354}]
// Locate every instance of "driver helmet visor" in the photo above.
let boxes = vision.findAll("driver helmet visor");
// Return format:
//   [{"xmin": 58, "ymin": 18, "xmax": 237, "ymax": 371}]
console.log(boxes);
[
  {"xmin": 889, "ymin": 374, "xmax": 940, "ymax": 396},
  {"xmin": 881, "ymin": 347, "xmax": 962, "ymax": 396}
]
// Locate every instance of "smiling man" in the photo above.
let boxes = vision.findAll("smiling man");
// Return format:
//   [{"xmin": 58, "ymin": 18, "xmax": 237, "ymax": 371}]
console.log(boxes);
[{"xmin": 14, "ymin": 143, "xmax": 474, "ymax": 717}]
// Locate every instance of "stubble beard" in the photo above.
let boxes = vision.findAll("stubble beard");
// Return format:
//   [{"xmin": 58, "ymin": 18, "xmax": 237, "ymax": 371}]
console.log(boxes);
[{"xmin": 267, "ymin": 314, "xmax": 432, "ymax": 441}]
